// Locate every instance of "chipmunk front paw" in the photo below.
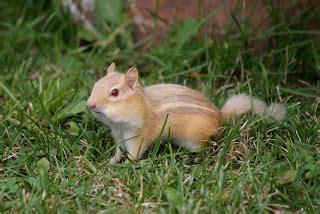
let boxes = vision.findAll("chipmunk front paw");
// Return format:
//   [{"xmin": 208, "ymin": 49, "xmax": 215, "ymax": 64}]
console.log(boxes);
[{"xmin": 109, "ymin": 155, "xmax": 121, "ymax": 164}]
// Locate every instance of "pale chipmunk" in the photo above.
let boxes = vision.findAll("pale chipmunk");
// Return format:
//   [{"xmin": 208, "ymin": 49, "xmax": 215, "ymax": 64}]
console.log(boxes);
[{"xmin": 87, "ymin": 63, "xmax": 285, "ymax": 163}]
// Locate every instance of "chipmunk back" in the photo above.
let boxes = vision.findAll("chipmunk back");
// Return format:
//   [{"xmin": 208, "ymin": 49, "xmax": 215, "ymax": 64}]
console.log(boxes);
[{"xmin": 87, "ymin": 63, "xmax": 286, "ymax": 163}]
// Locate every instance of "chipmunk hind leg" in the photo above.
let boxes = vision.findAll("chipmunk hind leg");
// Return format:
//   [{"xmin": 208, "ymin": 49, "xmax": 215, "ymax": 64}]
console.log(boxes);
[
  {"xmin": 181, "ymin": 130, "xmax": 212, "ymax": 150},
  {"xmin": 170, "ymin": 114, "xmax": 221, "ymax": 150}
]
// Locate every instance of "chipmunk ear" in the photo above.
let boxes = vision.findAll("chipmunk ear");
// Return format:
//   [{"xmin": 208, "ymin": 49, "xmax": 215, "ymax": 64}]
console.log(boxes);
[
  {"xmin": 107, "ymin": 63, "xmax": 115, "ymax": 75},
  {"xmin": 126, "ymin": 67, "xmax": 138, "ymax": 90}
]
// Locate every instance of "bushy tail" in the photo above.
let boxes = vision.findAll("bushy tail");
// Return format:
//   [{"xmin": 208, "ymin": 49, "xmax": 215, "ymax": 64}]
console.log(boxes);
[{"xmin": 221, "ymin": 93, "xmax": 286, "ymax": 121}]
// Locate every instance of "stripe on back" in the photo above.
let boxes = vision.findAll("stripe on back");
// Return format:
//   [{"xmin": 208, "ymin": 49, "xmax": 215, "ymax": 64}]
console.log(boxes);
[{"xmin": 157, "ymin": 102, "xmax": 217, "ymax": 116}]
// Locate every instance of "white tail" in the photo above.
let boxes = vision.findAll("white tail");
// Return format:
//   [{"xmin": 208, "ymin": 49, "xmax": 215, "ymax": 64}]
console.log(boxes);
[{"xmin": 221, "ymin": 93, "xmax": 286, "ymax": 121}]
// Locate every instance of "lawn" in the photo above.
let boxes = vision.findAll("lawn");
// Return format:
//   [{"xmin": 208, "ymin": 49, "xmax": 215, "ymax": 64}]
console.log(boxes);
[{"xmin": 0, "ymin": 0, "xmax": 319, "ymax": 213}]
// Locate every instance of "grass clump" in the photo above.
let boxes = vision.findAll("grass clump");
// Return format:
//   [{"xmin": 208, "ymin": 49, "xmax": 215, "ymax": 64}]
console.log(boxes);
[{"xmin": 0, "ymin": 0, "xmax": 319, "ymax": 212}]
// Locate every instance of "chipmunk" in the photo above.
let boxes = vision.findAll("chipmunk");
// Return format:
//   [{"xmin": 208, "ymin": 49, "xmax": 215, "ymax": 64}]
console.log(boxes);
[{"xmin": 87, "ymin": 63, "xmax": 286, "ymax": 163}]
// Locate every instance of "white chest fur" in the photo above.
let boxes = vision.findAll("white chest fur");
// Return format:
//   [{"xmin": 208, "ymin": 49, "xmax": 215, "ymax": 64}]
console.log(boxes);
[{"xmin": 111, "ymin": 125, "xmax": 140, "ymax": 150}]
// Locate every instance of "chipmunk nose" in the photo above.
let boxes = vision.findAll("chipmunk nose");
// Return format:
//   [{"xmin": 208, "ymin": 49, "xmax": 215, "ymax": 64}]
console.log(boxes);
[
  {"xmin": 89, "ymin": 104, "xmax": 96, "ymax": 109},
  {"xmin": 87, "ymin": 100, "xmax": 96, "ymax": 109}
]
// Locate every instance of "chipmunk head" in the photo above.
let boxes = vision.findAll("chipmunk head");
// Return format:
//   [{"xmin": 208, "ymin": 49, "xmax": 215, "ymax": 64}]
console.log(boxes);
[{"xmin": 87, "ymin": 63, "xmax": 145, "ymax": 127}]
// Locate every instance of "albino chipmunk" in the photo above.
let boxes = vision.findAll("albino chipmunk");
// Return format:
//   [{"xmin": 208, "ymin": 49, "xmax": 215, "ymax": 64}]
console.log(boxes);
[{"xmin": 87, "ymin": 63, "xmax": 285, "ymax": 163}]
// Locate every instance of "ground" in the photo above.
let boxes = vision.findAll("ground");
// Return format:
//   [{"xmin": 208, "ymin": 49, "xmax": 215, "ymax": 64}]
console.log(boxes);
[{"xmin": 0, "ymin": 1, "xmax": 319, "ymax": 213}]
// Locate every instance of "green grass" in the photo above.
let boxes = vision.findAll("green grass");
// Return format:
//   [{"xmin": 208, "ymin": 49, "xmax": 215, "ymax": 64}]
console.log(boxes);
[{"xmin": 0, "ymin": 0, "xmax": 319, "ymax": 213}]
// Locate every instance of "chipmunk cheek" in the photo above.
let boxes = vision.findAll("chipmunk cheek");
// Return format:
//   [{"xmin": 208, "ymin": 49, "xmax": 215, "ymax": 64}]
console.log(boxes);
[{"xmin": 104, "ymin": 106, "xmax": 125, "ymax": 121}]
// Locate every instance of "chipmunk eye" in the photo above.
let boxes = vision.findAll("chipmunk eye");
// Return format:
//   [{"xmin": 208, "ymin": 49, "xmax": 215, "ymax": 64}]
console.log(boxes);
[{"xmin": 110, "ymin": 88, "xmax": 119, "ymax": 97}]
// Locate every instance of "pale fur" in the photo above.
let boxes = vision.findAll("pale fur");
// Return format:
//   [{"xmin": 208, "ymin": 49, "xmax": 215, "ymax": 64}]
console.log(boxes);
[
  {"xmin": 222, "ymin": 93, "xmax": 286, "ymax": 121},
  {"xmin": 87, "ymin": 64, "xmax": 286, "ymax": 162}
]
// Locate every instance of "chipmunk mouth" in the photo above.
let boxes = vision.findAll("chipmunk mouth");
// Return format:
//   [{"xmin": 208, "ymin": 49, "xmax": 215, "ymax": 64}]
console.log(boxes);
[{"xmin": 91, "ymin": 109, "xmax": 104, "ymax": 115}]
